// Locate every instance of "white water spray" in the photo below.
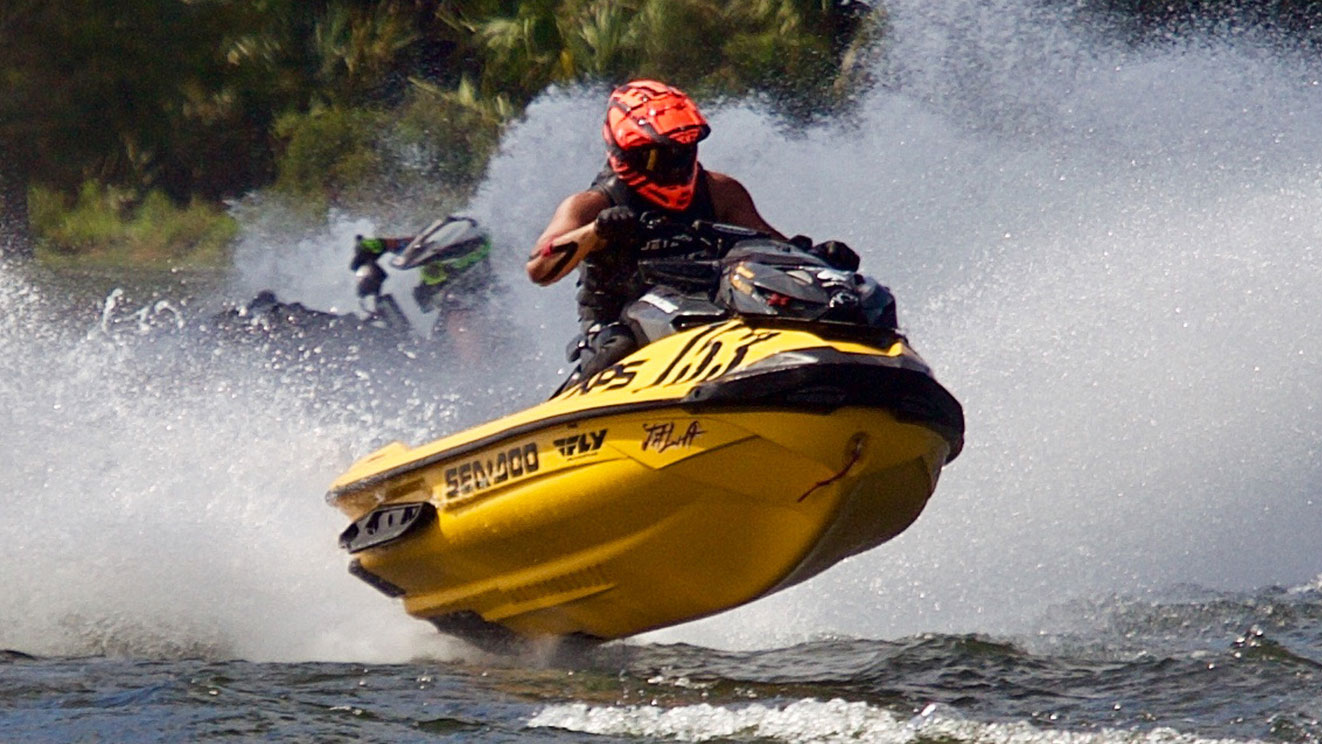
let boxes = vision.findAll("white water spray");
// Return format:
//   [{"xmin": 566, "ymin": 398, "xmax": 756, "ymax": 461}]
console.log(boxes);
[
  {"xmin": 1, "ymin": 0, "xmax": 1319, "ymax": 659},
  {"xmin": 655, "ymin": 0, "xmax": 1322, "ymax": 645}
]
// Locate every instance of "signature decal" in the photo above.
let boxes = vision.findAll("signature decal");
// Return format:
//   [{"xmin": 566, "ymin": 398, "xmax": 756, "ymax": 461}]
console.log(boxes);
[
  {"xmin": 641, "ymin": 421, "xmax": 706, "ymax": 453},
  {"xmin": 554, "ymin": 429, "xmax": 607, "ymax": 458},
  {"xmin": 444, "ymin": 442, "xmax": 539, "ymax": 501}
]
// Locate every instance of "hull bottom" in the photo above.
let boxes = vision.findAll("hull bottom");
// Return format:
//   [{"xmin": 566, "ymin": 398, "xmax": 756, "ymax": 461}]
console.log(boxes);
[{"xmin": 345, "ymin": 407, "xmax": 948, "ymax": 641}]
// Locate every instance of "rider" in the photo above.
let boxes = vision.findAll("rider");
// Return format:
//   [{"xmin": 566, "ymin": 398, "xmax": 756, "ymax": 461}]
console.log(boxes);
[
  {"xmin": 352, "ymin": 220, "xmax": 496, "ymax": 363},
  {"xmin": 354, "ymin": 224, "xmax": 493, "ymax": 317},
  {"xmin": 526, "ymin": 79, "xmax": 784, "ymax": 377}
]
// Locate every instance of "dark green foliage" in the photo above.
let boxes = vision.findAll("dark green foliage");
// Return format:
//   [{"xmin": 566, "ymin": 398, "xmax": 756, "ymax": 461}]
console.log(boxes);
[
  {"xmin": 0, "ymin": 0, "xmax": 875, "ymax": 263},
  {"xmin": 273, "ymin": 106, "xmax": 386, "ymax": 205},
  {"xmin": 1, "ymin": 0, "xmax": 267, "ymax": 202},
  {"xmin": 436, "ymin": 0, "xmax": 881, "ymax": 123},
  {"xmin": 386, "ymin": 81, "xmax": 507, "ymax": 188},
  {"xmin": 9, "ymin": 0, "xmax": 1322, "ymax": 266}
]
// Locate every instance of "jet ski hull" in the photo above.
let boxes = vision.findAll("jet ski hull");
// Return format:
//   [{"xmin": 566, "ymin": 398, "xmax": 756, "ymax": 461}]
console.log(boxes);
[{"xmin": 329, "ymin": 320, "xmax": 962, "ymax": 641}]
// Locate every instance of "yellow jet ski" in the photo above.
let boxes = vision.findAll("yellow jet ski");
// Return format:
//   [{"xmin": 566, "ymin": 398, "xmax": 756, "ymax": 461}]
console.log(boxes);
[{"xmin": 327, "ymin": 219, "xmax": 963, "ymax": 646}]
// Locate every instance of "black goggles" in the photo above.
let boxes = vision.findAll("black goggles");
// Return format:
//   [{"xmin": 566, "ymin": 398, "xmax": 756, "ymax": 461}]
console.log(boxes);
[{"xmin": 622, "ymin": 145, "xmax": 697, "ymax": 184}]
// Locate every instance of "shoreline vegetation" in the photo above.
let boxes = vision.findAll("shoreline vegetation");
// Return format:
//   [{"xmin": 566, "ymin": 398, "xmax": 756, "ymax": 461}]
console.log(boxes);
[
  {"xmin": 3, "ymin": 0, "xmax": 1320, "ymax": 270},
  {"xmin": 2, "ymin": 0, "xmax": 882, "ymax": 270},
  {"xmin": 30, "ymin": 183, "xmax": 238, "ymax": 270}
]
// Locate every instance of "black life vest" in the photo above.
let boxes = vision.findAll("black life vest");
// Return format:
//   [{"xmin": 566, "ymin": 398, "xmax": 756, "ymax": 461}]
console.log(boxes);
[{"xmin": 576, "ymin": 164, "xmax": 717, "ymax": 326}]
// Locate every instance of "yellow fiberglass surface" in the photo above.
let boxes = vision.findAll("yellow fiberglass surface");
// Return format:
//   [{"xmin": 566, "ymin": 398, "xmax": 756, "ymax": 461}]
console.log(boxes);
[
  {"xmin": 329, "ymin": 320, "xmax": 909, "ymax": 509},
  {"xmin": 326, "ymin": 319, "xmax": 951, "ymax": 640}
]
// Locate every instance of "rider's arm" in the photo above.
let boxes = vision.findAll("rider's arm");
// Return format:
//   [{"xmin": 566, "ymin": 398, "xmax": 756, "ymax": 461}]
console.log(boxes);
[
  {"xmin": 707, "ymin": 171, "xmax": 785, "ymax": 240},
  {"xmin": 526, "ymin": 190, "xmax": 613, "ymax": 286}
]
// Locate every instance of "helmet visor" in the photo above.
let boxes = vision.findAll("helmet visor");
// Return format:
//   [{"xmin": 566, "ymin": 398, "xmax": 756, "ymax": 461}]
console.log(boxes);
[{"xmin": 622, "ymin": 144, "xmax": 697, "ymax": 185}]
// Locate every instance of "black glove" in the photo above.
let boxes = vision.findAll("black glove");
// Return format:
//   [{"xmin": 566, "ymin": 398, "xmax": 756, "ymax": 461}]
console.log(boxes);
[
  {"xmin": 813, "ymin": 240, "xmax": 860, "ymax": 271},
  {"xmin": 788, "ymin": 234, "xmax": 814, "ymax": 251},
  {"xmin": 594, "ymin": 205, "xmax": 639, "ymax": 245}
]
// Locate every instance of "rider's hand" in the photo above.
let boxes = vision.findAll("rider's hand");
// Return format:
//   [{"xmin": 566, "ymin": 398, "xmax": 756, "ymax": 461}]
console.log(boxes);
[
  {"xmin": 594, "ymin": 206, "xmax": 639, "ymax": 245},
  {"xmin": 788, "ymin": 234, "xmax": 814, "ymax": 251},
  {"xmin": 813, "ymin": 240, "xmax": 861, "ymax": 272}
]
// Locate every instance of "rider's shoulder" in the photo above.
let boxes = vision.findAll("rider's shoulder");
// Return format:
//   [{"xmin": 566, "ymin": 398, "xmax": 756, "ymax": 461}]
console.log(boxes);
[
  {"xmin": 558, "ymin": 189, "xmax": 613, "ymax": 218},
  {"xmin": 704, "ymin": 169, "xmax": 739, "ymax": 186},
  {"xmin": 704, "ymin": 170, "xmax": 754, "ymax": 199},
  {"xmin": 563, "ymin": 188, "xmax": 613, "ymax": 210}
]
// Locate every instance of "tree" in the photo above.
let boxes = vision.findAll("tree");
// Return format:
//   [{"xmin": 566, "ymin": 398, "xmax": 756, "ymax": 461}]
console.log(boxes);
[
  {"xmin": 0, "ymin": 0, "xmax": 45, "ymax": 259},
  {"xmin": 0, "ymin": 0, "xmax": 886, "ymax": 262},
  {"xmin": 0, "ymin": 0, "xmax": 291, "ymax": 259}
]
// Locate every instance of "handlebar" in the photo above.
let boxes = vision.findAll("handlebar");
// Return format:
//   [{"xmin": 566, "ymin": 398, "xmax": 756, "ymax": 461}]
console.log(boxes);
[
  {"xmin": 634, "ymin": 213, "xmax": 771, "ymax": 259},
  {"xmin": 631, "ymin": 215, "xmax": 775, "ymax": 292}
]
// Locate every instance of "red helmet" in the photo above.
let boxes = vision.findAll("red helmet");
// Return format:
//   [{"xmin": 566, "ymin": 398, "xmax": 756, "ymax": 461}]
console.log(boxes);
[{"xmin": 602, "ymin": 80, "xmax": 711, "ymax": 210}]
